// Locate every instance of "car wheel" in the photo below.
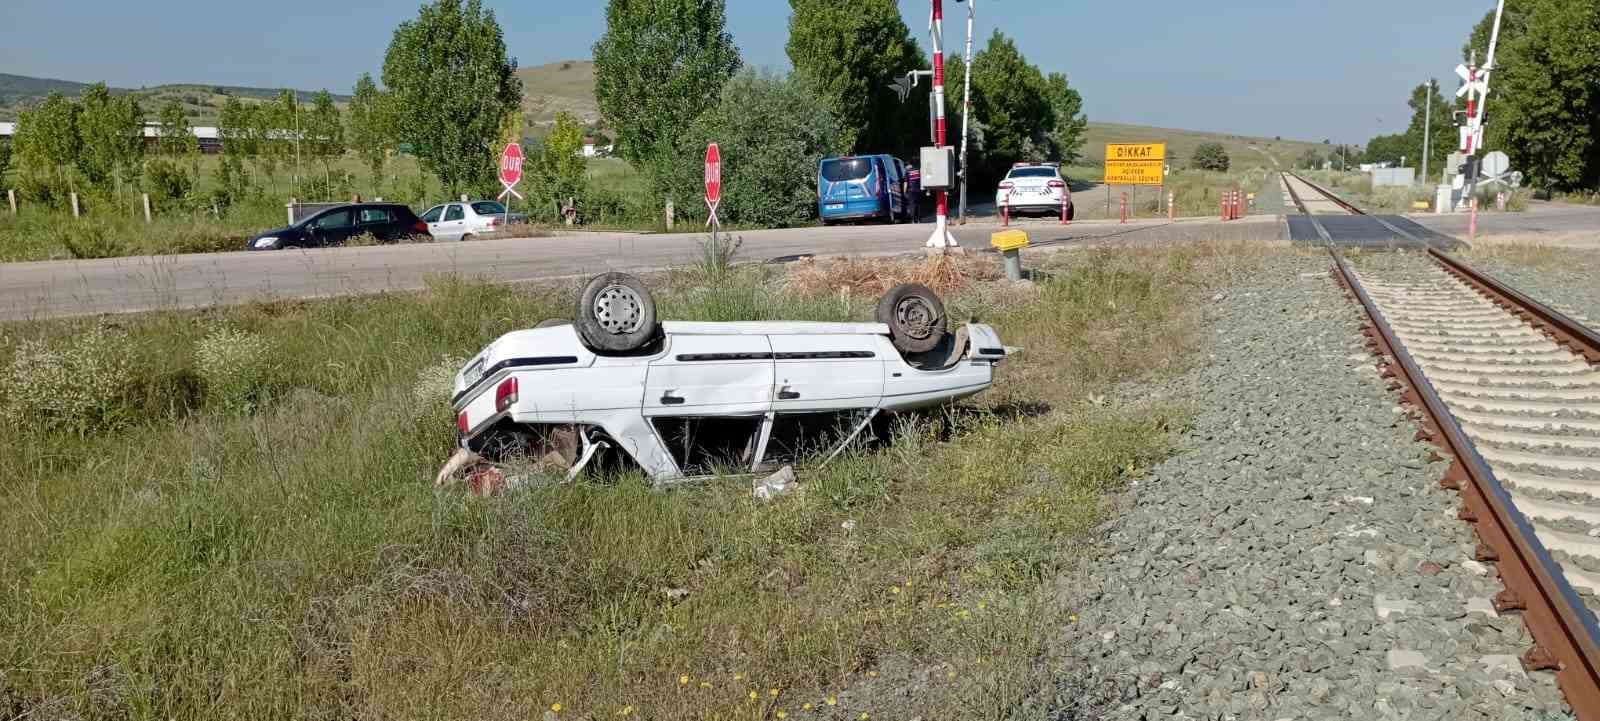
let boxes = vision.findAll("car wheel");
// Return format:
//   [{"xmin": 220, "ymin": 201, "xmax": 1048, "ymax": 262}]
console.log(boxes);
[
  {"xmin": 876, "ymin": 283, "xmax": 947, "ymax": 354},
  {"xmin": 574, "ymin": 272, "xmax": 657, "ymax": 354},
  {"xmin": 1066, "ymin": 203, "xmax": 1075, "ymax": 221},
  {"xmin": 460, "ymin": 233, "xmax": 473, "ymax": 242},
  {"xmin": 535, "ymin": 318, "xmax": 571, "ymax": 328}
]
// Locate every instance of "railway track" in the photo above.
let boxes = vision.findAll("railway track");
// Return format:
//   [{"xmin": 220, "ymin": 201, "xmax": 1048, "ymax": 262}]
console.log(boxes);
[
  {"xmin": 1334, "ymin": 247, "xmax": 1600, "ymax": 718},
  {"xmin": 1280, "ymin": 170, "xmax": 1458, "ymax": 249}
]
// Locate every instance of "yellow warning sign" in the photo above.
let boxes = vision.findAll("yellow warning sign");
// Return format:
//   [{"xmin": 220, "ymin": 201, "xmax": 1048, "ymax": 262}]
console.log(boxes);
[{"xmin": 1103, "ymin": 143, "xmax": 1167, "ymax": 186}]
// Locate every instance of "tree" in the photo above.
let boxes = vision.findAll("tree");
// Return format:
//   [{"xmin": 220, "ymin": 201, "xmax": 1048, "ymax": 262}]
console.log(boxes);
[
  {"xmin": 657, "ymin": 70, "xmax": 846, "ymax": 227},
  {"xmin": 217, "ymin": 98, "xmax": 255, "ymax": 159},
  {"xmin": 786, "ymin": 0, "xmax": 922, "ymax": 155},
  {"xmin": 1191, "ymin": 142, "xmax": 1230, "ymax": 171},
  {"xmin": 304, "ymin": 90, "xmax": 345, "ymax": 179},
  {"xmin": 1402, "ymin": 80, "xmax": 1453, "ymax": 179},
  {"xmin": 155, "ymin": 99, "xmax": 198, "ymax": 158},
  {"xmin": 1472, "ymin": 0, "xmax": 1600, "ymax": 191},
  {"xmin": 347, "ymin": 73, "xmax": 394, "ymax": 190},
  {"xmin": 383, "ymin": 0, "xmax": 522, "ymax": 195},
  {"xmin": 593, "ymin": 0, "xmax": 741, "ymax": 166},
  {"xmin": 1362, "ymin": 133, "xmax": 1408, "ymax": 166},
  {"xmin": 75, "ymin": 82, "xmax": 143, "ymax": 192},
  {"xmin": 966, "ymin": 31, "xmax": 1055, "ymax": 180},
  {"xmin": 1042, "ymin": 72, "xmax": 1088, "ymax": 164},
  {"xmin": 0, "ymin": 137, "xmax": 11, "ymax": 185},
  {"xmin": 1295, "ymin": 149, "xmax": 1325, "ymax": 170},
  {"xmin": 533, "ymin": 111, "xmax": 588, "ymax": 214}
]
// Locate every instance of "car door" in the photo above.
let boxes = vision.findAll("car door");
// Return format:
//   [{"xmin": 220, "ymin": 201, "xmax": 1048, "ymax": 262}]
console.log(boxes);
[
  {"xmin": 421, "ymin": 205, "xmax": 445, "ymax": 237},
  {"xmin": 305, "ymin": 208, "xmax": 356, "ymax": 246},
  {"xmin": 644, "ymin": 333, "xmax": 774, "ymax": 476},
  {"xmin": 769, "ymin": 334, "xmax": 883, "ymax": 413},
  {"xmin": 439, "ymin": 204, "xmax": 468, "ymax": 241},
  {"xmin": 355, "ymin": 206, "xmax": 394, "ymax": 241}
]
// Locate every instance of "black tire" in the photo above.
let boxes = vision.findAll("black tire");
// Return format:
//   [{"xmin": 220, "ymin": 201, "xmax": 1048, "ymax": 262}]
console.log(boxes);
[
  {"xmin": 1066, "ymin": 202, "xmax": 1075, "ymax": 221},
  {"xmin": 460, "ymin": 233, "xmax": 473, "ymax": 243},
  {"xmin": 876, "ymin": 283, "xmax": 947, "ymax": 354},
  {"xmin": 574, "ymin": 272, "xmax": 657, "ymax": 353},
  {"xmin": 534, "ymin": 318, "xmax": 571, "ymax": 328}
]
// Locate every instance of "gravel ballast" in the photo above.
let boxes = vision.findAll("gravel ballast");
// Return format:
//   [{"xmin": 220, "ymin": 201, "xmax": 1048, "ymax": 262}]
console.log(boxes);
[
  {"xmin": 1464, "ymin": 249, "xmax": 1600, "ymax": 325},
  {"xmin": 1043, "ymin": 250, "xmax": 1573, "ymax": 720}
]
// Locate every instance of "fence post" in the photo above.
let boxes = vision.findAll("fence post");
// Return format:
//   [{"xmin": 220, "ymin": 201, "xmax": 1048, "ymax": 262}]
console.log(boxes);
[
  {"xmin": 142, "ymin": 193, "xmax": 152, "ymax": 224},
  {"xmin": 1469, "ymin": 196, "xmax": 1478, "ymax": 242},
  {"xmin": 1060, "ymin": 191, "xmax": 1069, "ymax": 225},
  {"xmin": 287, "ymin": 198, "xmax": 297, "ymax": 226},
  {"xmin": 6, "ymin": 189, "xmax": 15, "ymax": 215},
  {"xmin": 70, "ymin": 192, "xmax": 80, "ymax": 218},
  {"xmin": 1002, "ymin": 189, "xmax": 1010, "ymax": 227},
  {"xmin": 665, "ymin": 199, "xmax": 674, "ymax": 231},
  {"xmin": 1119, "ymin": 192, "xmax": 1128, "ymax": 224}
]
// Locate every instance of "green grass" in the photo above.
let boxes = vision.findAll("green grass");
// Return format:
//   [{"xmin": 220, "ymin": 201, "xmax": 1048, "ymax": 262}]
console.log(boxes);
[{"xmin": 0, "ymin": 242, "xmax": 1258, "ymax": 719}]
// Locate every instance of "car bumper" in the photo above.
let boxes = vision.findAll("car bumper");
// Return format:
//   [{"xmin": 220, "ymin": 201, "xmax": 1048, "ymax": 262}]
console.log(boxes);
[{"xmin": 820, "ymin": 200, "xmax": 887, "ymax": 220}]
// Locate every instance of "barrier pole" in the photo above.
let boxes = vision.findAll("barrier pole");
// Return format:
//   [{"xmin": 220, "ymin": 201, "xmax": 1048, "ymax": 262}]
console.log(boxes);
[
  {"xmin": 1119, "ymin": 192, "xmax": 1128, "ymax": 224},
  {"xmin": 1167, "ymin": 191, "xmax": 1175, "ymax": 220},
  {"xmin": 1469, "ymin": 196, "xmax": 1478, "ymax": 242},
  {"xmin": 1002, "ymin": 189, "xmax": 1010, "ymax": 227},
  {"xmin": 1060, "ymin": 192, "xmax": 1068, "ymax": 225}
]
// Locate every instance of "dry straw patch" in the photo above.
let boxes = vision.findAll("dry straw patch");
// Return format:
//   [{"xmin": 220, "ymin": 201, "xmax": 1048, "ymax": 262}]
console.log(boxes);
[{"xmin": 782, "ymin": 253, "xmax": 1001, "ymax": 299}]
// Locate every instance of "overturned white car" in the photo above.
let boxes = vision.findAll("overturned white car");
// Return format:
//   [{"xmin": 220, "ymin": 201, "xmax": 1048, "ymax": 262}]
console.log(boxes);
[{"xmin": 439, "ymin": 272, "xmax": 1009, "ymax": 492}]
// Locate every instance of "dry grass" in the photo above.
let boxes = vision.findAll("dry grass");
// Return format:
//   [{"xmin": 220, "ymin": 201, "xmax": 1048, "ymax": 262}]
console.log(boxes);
[{"xmin": 782, "ymin": 253, "xmax": 1002, "ymax": 298}]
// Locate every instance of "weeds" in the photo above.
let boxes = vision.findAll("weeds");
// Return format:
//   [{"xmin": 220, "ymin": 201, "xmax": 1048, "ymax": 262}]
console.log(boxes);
[
  {"xmin": 193, "ymin": 327, "xmax": 273, "ymax": 413},
  {"xmin": 0, "ymin": 243, "xmax": 1268, "ymax": 719},
  {"xmin": 0, "ymin": 324, "xmax": 134, "ymax": 433}
]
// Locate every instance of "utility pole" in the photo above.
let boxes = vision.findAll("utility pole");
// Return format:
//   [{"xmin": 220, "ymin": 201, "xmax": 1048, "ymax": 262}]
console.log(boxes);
[
  {"xmin": 956, "ymin": 0, "xmax": 975, "ymax": 222},
  {"xmin": 1421, "ymin": 78, "xmax": 1432, "ymax": 185}
]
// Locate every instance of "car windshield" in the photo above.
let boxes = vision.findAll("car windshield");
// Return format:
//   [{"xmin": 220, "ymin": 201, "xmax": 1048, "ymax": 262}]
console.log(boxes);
[
  {"xmin": 471, "ymin": 201, "xmax": 506, "ymax": 215},
  {"xmin": 821, "ymin": 158, "xmax": 873, "ymax": 182},
  {"xmin": 1009, "ymin": 167, "xmax": 1058, "ymax": 179}
]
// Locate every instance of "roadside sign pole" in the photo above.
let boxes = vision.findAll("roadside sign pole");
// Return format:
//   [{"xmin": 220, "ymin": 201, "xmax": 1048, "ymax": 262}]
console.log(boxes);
[
  {"xmin": 956, "ymin": 0, "xmax": 975, "ymax": 223},
  {"xmin": 1422, "ymin": 78, "xmax": 1433, "ymax": 186},
  {"xmin": 497, "ymin": 143, "xmax": 524, "ymax": 229},
  {"xmin": 705, "ymin": 143, "xmax": 723, "ymax": 259},
  {"xmin": 1462, "ymin": 0, "xmax": 1505, "ymax": 206}
]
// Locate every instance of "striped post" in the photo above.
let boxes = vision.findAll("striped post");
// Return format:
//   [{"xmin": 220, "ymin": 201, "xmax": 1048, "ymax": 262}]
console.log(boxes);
[
  {"xmin": 924, "ymin": 0, "xmax": 958, "ymax": 251},
  {"xmin": 1167, "ymin": 191, "xmax": 1175, "ymax": 220},
  {"xmin": 1002, "ymin": 188, "xmax": 1010, "ymax": 227},
  {"xmin": 1120, "ymin": 192, "xmax": 1128, "ymax": 224}
]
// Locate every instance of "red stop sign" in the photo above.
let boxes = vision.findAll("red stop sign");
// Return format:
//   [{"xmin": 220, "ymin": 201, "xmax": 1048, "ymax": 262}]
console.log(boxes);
[
  {"xmin": 705, "ymin": 143, "xmax": 722, "ymax": 207},
  {"xmin": 499, "ymin": 143, "xmax": 524, "ymax": 187}
]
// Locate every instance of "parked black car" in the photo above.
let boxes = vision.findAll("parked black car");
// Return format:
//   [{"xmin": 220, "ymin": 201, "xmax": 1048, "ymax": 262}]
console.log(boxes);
[{"xmin": 246, "ymin": 203, "xmax": 430, "ymax": 250}]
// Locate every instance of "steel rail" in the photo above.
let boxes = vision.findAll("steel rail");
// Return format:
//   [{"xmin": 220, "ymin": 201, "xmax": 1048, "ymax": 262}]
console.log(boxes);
[
  {"xmin": 1332, "ymin": 250, "xmax": 1600, "ymax": 718},
  {"xmin": 1280, "ymin": 173, "xmax": 1332, "ymax": 244},
  {"xmin": 1429, "ymin": 248, "xmax": 1600, "ymax": 364},
  {"xmin": 1287, "ymin": 171, "xmax": 1423, "ymax": 246}
]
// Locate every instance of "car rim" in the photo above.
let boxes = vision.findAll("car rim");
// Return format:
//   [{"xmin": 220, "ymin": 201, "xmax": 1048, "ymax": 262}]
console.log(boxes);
[
  {"xmin": 895, "ymin": 297, "xmax": 939, "ymax": 340},
  {"xmin": 593, "ymin": 284, "xmax": 645, "ymax": 335}
]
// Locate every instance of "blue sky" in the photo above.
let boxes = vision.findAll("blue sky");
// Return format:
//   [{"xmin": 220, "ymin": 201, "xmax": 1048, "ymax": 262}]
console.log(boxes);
[{"xmin": 0, "ymin": 1, "xmax": 1486, "ymax": 143}]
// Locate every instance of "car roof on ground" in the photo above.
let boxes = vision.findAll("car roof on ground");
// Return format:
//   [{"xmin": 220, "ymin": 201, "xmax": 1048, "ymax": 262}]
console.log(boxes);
[{"xmin": 662, "ymin": 321, "xmax": 891, "ymax": 336}]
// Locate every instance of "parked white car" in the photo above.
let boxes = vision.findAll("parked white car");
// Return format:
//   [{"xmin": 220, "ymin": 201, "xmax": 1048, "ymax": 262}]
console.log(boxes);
[
  {"xmin": 995, "ymin": 162, "xmax": 1073, "ymax": 219},
  {"xmin": 419, "ymin": 200, "xmax": 528, "ymax": 241},
  {"xmin": 437, "ymin": 273, "xmax": 1010, "ymax": 493}
]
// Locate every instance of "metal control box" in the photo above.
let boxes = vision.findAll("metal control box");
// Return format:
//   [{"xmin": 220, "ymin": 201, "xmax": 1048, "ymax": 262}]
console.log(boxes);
[{"xmin": 919, "ymin": 146, "xmax": 955, "ymax": 190}]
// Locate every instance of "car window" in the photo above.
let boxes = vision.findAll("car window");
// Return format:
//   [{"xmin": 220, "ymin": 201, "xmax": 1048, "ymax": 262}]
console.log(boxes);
[
  {"xmin": 820, "ymin": 158, "xmax": 872, "ymax": 182},
  {"xmin": 357, "ymin": 208, "xmax": 392, "ymax": 224},
  {"xmin": 310, "ymin": 209, "xmax": 353, "ymax": 230},
  {"xmin": 1008, "ymin": 167, "xmax": 1058, "ymax": 179},
  {"xmin": 471, "ymin": 201, "xmax": 506, "ymax": 216},
  {"xmin": 421, "ymin": 205, "xmax": 444, "ymax": 223},
  {"xmin": 444, "ymin": 205, "xmax": 465, "ymax": 222}
]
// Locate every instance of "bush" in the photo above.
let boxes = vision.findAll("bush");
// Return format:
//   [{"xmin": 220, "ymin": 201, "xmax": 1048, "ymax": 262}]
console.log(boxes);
[
  {"xmin": 0, "ymin": 325, "xmax": 135, "ymax": 432},
  {"xmin": 53, "ymin": 220, "xmax": 124, "ymax": 259},
  {"xmin": 194, "ymin": 327, "xmax": 273, "ymax": 413},
  {"xmin": 142, "ymin": 158, "xmax": 195, "ymax": 208},
  {"xmin": 653, "ymin": 70, "xmax": 847, "ymax": 228},
  {"xmin": 1191, "ymin": 142, "xmax": 1230, "ymax": 171}
]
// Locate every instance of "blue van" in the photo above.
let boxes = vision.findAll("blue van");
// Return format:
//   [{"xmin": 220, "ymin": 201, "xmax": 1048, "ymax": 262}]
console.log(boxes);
[{"xmin": 818, "ymin": 155, "xmax": 911, "ymax": 224}]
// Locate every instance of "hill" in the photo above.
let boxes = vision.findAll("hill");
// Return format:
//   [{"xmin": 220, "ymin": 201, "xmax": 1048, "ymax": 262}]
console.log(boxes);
[
  {"xmin": 1079, "ymin": 121, "xmax": 1338, "ymax": 170},
  {"xmin": 0, "ymin": 73, "xmax": 349, "ymax": 123},
  {"xmin": 516, "ymin": 60, "xmax": 601, "ymax": 133}
]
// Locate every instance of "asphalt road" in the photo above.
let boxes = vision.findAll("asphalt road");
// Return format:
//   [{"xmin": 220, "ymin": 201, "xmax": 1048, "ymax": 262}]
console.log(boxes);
[{"xmin": 0, "ymin": 215, "xmax": 1281, "ymax": 321}]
